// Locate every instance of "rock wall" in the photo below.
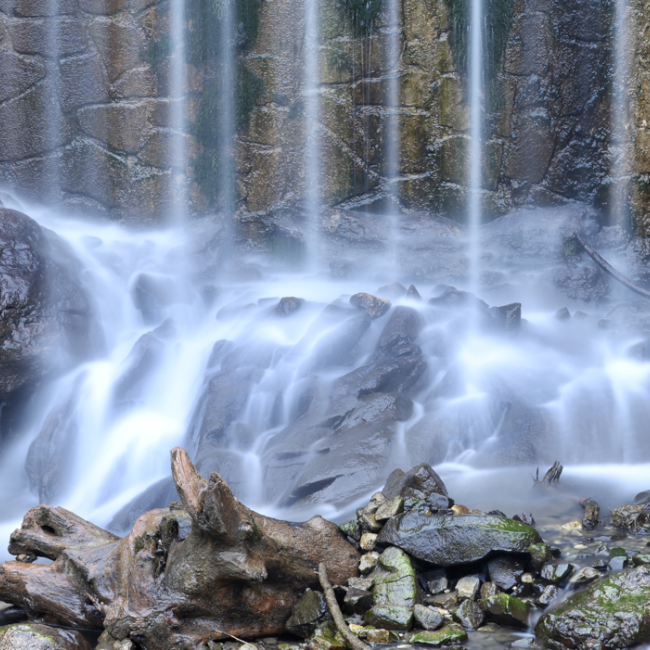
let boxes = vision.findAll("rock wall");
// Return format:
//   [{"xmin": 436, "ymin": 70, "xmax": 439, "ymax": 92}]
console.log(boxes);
[{"xmin": 0, "ymin": 0, "xmax": 647, "ymax": 232}]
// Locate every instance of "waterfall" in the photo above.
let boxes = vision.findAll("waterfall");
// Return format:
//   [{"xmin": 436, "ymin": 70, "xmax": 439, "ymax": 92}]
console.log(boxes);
[
  {"xmin": 611, "ymin": 0, "xmax": 631, "ymax": 229},
  {"xmin": 170, "ymin": 0, "xmax": 187, "ymax": 225},
  {"xmin": 467, "ymin": 0, "xmax": 484, "ymax": 298},
  {"xmin": 304, "ymin": 0, "xmax": 321, "ymax": 267},
  {"xmin": 386, "ymin": 0, "xmax": 402, "ymax": 267}
]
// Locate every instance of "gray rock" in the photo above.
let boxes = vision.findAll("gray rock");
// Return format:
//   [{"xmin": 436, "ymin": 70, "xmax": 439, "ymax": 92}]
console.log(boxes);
[
  {"xmin": 480, "ymin": 582, "xmax": 499, "ymax": 599},
  {"xmin": 413, "ymin": 604, "xmax": 443, "ymax": 630},
  {"xmin": 349, "ymin": 293, "xmax": 391, "ymax": 319},
  {"xmin": 456, "ymin": 576, "xmax": 480, "ymax": 601},
  {"xmin": 377, "ymin": 513, "xmax": 542, "ymax": 567},
  {"xmin": 453, "ymin": 599, "xmax": 485, "ymax": 629},
  {"xmin": 567, "ymin": 566, "xmax": 600, "ymax": 589},
  {"xmin": 540, "ymin": 563, "xmax": 573, "ymax": 585},
  {"xmin": 0, "ymin": 623, "xmax": 91, "ymax": 649},
  {"xmin": 488, "ymin": 556, "xmax": 525, "ymax": 591},
  {"xmin": 0, "ymin": 51, "xmax": 46, "ymax": 103},
  {"xmin": 9, "ymin": 18, "xmax": 86, "ymax": 57},
  {"xmin": 536, "ymin": 566, "xmax": 650, "ymax": 649},
  {"xmin": 536, "ymin": 585, "xmax": 559, "ymax": 608},
  {"xmin": 382, "ymin": 463, "xmax": 451, "ymax": 510}
]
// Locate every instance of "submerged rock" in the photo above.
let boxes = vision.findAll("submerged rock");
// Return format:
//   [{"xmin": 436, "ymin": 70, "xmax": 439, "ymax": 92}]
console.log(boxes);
[
  {"xmin": 377, "ymin": 514, "xmax": 541, "ymax": 567},
  {"xmin": 535, "ymin": 566, "xmax": 650, "ymax": 649},
  {"xmin": 0, "ymin": 623, "xmax": 91, "ymax": 650}
]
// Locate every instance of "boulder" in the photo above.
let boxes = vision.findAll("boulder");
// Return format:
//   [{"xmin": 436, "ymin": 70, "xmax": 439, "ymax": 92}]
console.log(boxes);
[
  {"xmin": 413, "ymin": 604, "xmax": 443, "ymax": 630},
  {"xmin": 535, "ymin": 566, "xmax": 650, "ymax": 649},
  {"xmin": 382, "ymin": 464, "xmax": 451, "ymax": 510},
  {"xmin": 0, "ymin": 209, "xmax": 98, "ymax": 404},
  {"xmin": 364, "ymin": 547, "xmax": 417, "ymax": 630},
  {"xmin": 455, "ymin": 576, "xmax": 480, "ymax": 600},
  {"xmin": 0, "ymin": 623, "xmax": 91, "ymax": 650},
  {"xmin": 453, "ymin": 600, "xmax": 485, "ymax": 629},
  {"xmin": 487, "ymin": 556, "xmax": 525, "ymax": 591},
  {"xmin": 377, "ymin": 514, "xmax": 541, "ymax": 567},
  {"xmin": 480, "ymin": 593, "xmax": 531, "ymax": 629},
  {"xmin": 349, "ymin": 293, "xmax": 391, "ymax": 319}
]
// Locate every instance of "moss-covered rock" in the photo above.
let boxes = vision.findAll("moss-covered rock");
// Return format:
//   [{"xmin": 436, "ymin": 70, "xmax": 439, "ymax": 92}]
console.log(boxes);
[
  {"xmin": 479, "ymin": 593, "xmax": 531, "ymax": 629},
  {"xmin": 377, "ymin": 513, "xmax": 541, "ymax": 567},
  {"xmin": 408, "ymin": 625, "xmax": 468, "ymax": 645},
  {"xmin": 0, "ymin": 623, "xmax": 92, "ymax": 650},
  {"xmin": 528, "ymin": 543, "xmax": 552, "ymax": 570},
  {"xmin": 364, "ymin": 546, "xmax": 417, "ymax": 630},
  {"xmin": 286, "ymin": 589, "xmax": 331, "ymax": 638},
  {"xmin": 305, "ymin": 622, "xmax": 347, "ymax": 650},
  {"xmin": 535, "ymin": 566, "xmax": 650, "ymax": 649}
]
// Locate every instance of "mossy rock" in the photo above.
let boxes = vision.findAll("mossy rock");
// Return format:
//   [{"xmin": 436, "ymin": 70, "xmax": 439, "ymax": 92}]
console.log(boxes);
[
  {"xmin": 377, "ymin": 513, "xmax": 542, "ymax": 567},
  {"xmin": 287, "ymin": 589, "xmax": 331, "ymax": 638},
  {"xmin": 0, "ymin": 623, "xmax": 92, "ymax": 650},
  {"xmin": 408, "ymin": 625, "xmax": 468, "ymax": 646},
  {"xmin": 480, "ymin": 593, "xmax": 530, "ymax": 629},
  {"xmin": 535, "ymin": 566, "xmax": 650, "ymax": 649},
  {"xmin": 305, "ymin": 622, "xmax": 347, "ymax": 650}
]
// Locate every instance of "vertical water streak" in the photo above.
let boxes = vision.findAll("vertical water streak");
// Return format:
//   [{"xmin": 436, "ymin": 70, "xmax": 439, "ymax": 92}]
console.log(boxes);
[
  {"xmin": 386, "ymin": 0, "xmax": 401, "ymax": 266},
  {"xmin": 611, "ymin": 0, "xmax": 630, "ymax": 229},
  {"xmin": 304, "ymin": 0, "xmax": 321, "ymax": 268},
  {"xmin": 219, "ymin": 0, "xmax": 235, "ymax": 222},
  {"xmin": 170, "ymin": 0, "xmax": 187, "ymax": 225},
  {"xmin": 467, "ymin": 0, "xmax": 484, "ymax": 301},
  {"xmin": 45, "ymin": 4, "xmax": 61, "ymax": 205}
]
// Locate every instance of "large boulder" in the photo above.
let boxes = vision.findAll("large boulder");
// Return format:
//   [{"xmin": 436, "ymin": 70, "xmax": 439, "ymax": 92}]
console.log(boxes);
[
  {"xmin": 377, "ymin": 513, "xmax": 542, "ymax": 567},
  {"xmin": 0, "ymin": 209, "xmax": 97, "ymax": 401},
  {"xmin": 536, "ymin": 566, "xmax": 650, "ymax": 649}
]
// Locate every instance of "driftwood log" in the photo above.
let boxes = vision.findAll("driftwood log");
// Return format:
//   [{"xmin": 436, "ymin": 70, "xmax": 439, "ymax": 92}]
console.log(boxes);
[{"xmin": 0, "ymin": 448, "xmax": 360, "ymax": 649}]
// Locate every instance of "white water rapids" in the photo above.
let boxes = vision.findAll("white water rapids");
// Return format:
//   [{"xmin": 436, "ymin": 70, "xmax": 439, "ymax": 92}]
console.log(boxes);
[{"xmin": 1, "ymin": 205, "xmax": 650, "ymax": 563}]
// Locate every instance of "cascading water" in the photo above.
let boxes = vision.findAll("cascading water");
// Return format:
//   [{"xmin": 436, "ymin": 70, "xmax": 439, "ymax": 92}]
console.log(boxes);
[
  {"xmin": 611, "ymin": 0, "xmax": 631, "ymax": 228},
  {"xmin": 170, "ymin": 0, "xmax": 187, "ymax": 224},
  {"xmin": 219, "ymin": 0, "xmax": 236, "ymax": 220},
  {"xmin": 304, "ymin": 0, "xmax": 322, "ymax": 266},
  {"xmin": 467, "ymin": 0, "xmax": 484, "ymax": 298}
]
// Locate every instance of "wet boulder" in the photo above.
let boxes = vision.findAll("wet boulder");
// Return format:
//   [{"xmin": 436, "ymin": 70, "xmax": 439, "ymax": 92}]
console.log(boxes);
[
  {"xmin": 377, "ymin": 514, "xmax": 541, "ymax": 567},
  {"xmin": 383, "ymin": 463, "xmax": 452, "ymax": 511},
  {"xmin": 364, "ymin": 547, "xmax": 418, "ymax": 630},
  {"xmin": 480, "ymin": 593, "xmax": 531, "ymax": 629},
  {"xmin": 0, "ymin": 623, "xmax": 91, "ymax": 650},
  {"xmin": 349, "ymin": 293, "xmax": 391, "ymax": 319},
  {"xmin": 408, "ymin": 626, "xmax": 467, "ymax": 646},
  {"xmin": 535, "ymin": 566, "xmax": 650, "ymax": 649},
  {"xmin": 0, "ymin": 209, "xmax": 97, "ymax": 401},
  {"xmin": 413, "ymin": 604, "xmax": 443, "ymax": 630},
  {"xmin": 453, "ymin": 600, "xmax": 485, "ymax": 629},
  {"xmin": 487, "ymin": 556, "xmax": 525, "ymax": 591},
  {"xmin": 286, "ymin": 589, "xmax": 331, "ymax": 638}
]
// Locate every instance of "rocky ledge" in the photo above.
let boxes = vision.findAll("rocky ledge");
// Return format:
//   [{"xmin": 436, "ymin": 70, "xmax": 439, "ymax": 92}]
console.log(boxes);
[{"xmin": 2, "ymin": 453, "xmax": 650, "ymax": 650}]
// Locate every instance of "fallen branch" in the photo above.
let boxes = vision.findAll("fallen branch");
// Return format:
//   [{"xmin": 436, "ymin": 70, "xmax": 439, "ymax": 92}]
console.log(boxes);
[
  {"xmin": 574, "ymin": 233, "xmax": 650, "ymax": 299},
  {"xmin": 318, "ymin": 563, "xmax": 371, "ymax": 650}
]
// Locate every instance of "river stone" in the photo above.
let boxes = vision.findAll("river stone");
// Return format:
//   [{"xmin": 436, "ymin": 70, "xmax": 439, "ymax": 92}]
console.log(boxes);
[
  {"xmin": 453, "ymin": 599, "xmax": 485, "ymax": 629},
  {"xmin": 343, "ymin": 587, "xmax": 374, "ymax": 615},
  {"xmin": 537, "ymin": 585, "xmax": 559, "ymax": 608},
  {"xmin": 488, "ymin": 556, "xmax": 525, "ymax": 591},
  {"xmin": 567, "ymin": 566, "xmax": 600, "ymax": 589},
  {"xmin": 633, "ymin": 554, "xmax": 650, "ymax": 566},
  {"xmin": 305, "ymin": 622, "xmax": 346, "ymax": 650},
  {"xmin": 408, "ymin": 625, "xmax": 468, "ymax": 646},
  {"xmin": 413, "ymin": 604, "xmax": 443, "ymax": 630},
  {"xmin": 286, "ymin": 589, "xmax": 330, "ymax": 638},
  {"xmin": 382, "ymin": 464, "xmax": 450, "ymax": 508},
  {"xmin": 480, "ymin": 582, "xmax": 499, "ymax": 599},
  {"xmin": 359, "ymin": 552, "xmax": 379, "ymax": 574},
  {"xmin": 535, "ymin": 566, "xmax": 650, "ymax": 649},
  {"xmin": 349, "ymin": 293, "xmax": 391, "ymax": 318},
  {"xmin": 456, "ymin": 576, "xmax": 480, "ymax": 600},
  {"xmin": 0, "ymin": 623, "xmax": 91, "ymax": 649},
  {"xmin": 529, "ymin": 543, "xmax": 552, "ymax": 570},
  {"xmin": 377, "ymin": 513, "xmax": 541, "ymax": 567},
  {"xmin": 539, "ymin": 563, "xmax": 573, "ymax": 585},
  {"xmin": 375, "ymin": 496, "xmax": 404, "ymax": 521},
  {"xmin": 479, "ymin": 593, "xmax": 531, "ymax": 629},
  {"xmin": 364, "ymin": 547, "xmax": 417, "ymax": 630}
]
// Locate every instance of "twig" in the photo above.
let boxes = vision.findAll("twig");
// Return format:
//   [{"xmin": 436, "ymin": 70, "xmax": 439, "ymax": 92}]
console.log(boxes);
[
  {"xmin": 318, "ymin": 563, "xmax": 371, "ymax": 650},
  {"xmin": 574, "ymin": 234, "xmax": 650, "ymax": 299},
  {"xmin": 213, "ymin": 628, "xmax": 258, "ymax": 648}
]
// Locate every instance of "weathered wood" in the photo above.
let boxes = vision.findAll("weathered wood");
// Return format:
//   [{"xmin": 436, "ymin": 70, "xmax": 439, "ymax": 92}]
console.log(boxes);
[
  {"xmin": 532, "ymin": 461, "xmax": 563, "ymax": 487},
  {"xmin": 318, "ymin": 563, "xmax": 371, "ymax": 650},
  {"xmin": 0, "ymin": 448, "xmax": 360, "ymax": 649}
]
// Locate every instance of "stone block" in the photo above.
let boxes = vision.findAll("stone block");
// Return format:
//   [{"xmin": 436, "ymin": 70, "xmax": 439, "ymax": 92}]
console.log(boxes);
[
  {"xmin": 59, "ymin": 53, "xmax": 109, "ymax": 110},
  {"xmin": 10, "ymin": 17, "xmax": 86, "ymax": 57},
  {"xmin": 90, "ymin": 19, "xmax": 143, "ymax": 81},
  {"xmin": 77, "ymin": 103, "xmax": 149, "ymax": 153}
]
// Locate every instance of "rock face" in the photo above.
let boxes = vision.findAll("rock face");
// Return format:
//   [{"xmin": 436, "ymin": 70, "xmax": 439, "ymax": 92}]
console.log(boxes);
[
  {"xmin": 377, "ymin": 513, "xmax": 542, "ymax": 566},
  {"xmin": 0, "ymin": 623, "xmax": 91, "ymax": 650},
  {"xmin": 0, "ymin": 209, "xmax": 96, "ymax": 402},
  {"xmin": 0, "ymin": 0, "xmax": 647, "ymax": 231},
  {"xmin": 536, "ymin": 566, "xmax": 650, "ymax": 649}
]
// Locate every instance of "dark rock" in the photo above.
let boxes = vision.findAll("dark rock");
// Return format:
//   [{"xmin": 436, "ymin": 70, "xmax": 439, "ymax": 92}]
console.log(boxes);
[
  {"xmin": 535, "ymin": 566, "xmax": 650, "ymax": 649},
  {"xmin": 426, "ymin": 592, "xmax": 458, "ymax": 610},
  {"xmin": 429, "ymin": 286, "xmax": 489, "ymax": 311},
  {"xmin": 10, "ymin": 18, "xmax": 86, "ymax": 57},
  {"xmin": 0, "ymin": 209, "xmax": 96, "ymax": 401},
  {"xmin": 611, "ymin": 504, "xmax": 649, "ymax": 531},
  {"xmin": 580, "ymin": 498, "xmax": 600, "ymax": 530},
  {"xmin": 513, "ymin": 513, "xmax": 535, "ymax": 526},
  {"xmin": 540, "ymin": 563, "xmax": 573, "ymax": 585},
  {"xmin": 633, "ymin": 490, "xmax": 650, "ymax": 508},
  {"xmin": 306, "ymin": 621, "xmax": 347, "ymax": 650},
  {"xmin": 0, "ymin": 623, "xmax": 91, "ymax": 650},
  {"xmin": 413, "ymin": 604, "xmax": 443, "ymax": 630},
  {"xmin": 58, "ymin": 53, "xmax": 109, "ymax": 111},
  {"xmin": 272, "ymin": 297, "xmax": 304, "ymax": 317},
  {"xmin": 373, "ymin": 306, "xmax": 423, "ymax": 357},
  {"xmin": 377, "ymin": 282, "xmax": 407, "ymax": 300},
  {"xmin": 567, "ymin": 567, "xmax": 600, "ymax": 589},
  {"xmin": 350, "ymin": 293, "xmax": 391, "ymax": 319},
  {"xmin": 632, "ymin": 554, "xmax": 650, "ymax": 566},
  {"xmin": 420, "ymin": 569, "xmax": 448, "ymax": 595},
  {"xmin": 488, "ymin": 556, "xmax": 525, "ymax": 591},
  {"xmin": 480, "ymin": 593, "xmax": 531, "ymax": 629},
  {"xmin": 286, "ymin": 589, "xmax": 331, "ymax": 638},
  {"xmin": 453, "ymin": 599, "xmax": 485, "ymax": 629},
  {"xmin": 489, "ymin": 303, "xmax": 522, "ymax": 331},
  {"xmin": 0, "ymin": 51, "xmax": 45, "ymax": 103},
  {"xmin": 377, "ymin": 514, "xmax": 541, "ymax": 567},
  {"xmin": 382, "ymin": 464, "xmax": 450, "ymax": 509},
  {"xmin": 537, "ymin": 585, "xmax": 559, "ymax": 608},
  {"xmin": 555, "ymin": 307, "xmax": 571, "ymax": 320},
  {"xmin": 339, "ymin": 521, "xmax": 362, "ymax": 542},
  {"xmin": 406, "ymin": 285, "xmax": 422, "ymax": 300},
  {"xmin": 343, "ymin": 587, "xmax": 374, "ymax": 615}
]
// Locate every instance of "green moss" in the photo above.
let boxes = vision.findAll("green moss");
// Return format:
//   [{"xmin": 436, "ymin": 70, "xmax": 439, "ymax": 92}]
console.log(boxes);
[
  {"xmin": 141, "ymin": 32, "xmax": 172, "ymax": 75},
  {"xmin": 408, "ymin": 625, "xmax": 468, "ymax": 645},
  {"xmin": 338, "ymin": 0, "xmax": 383, "ymax": 37},
  {"xmin": 444, "ymin": 0, "xmax": 515, "ymax": 79},
  {"xmin": 163, "ymin": 517, "xmax": 179, "ymax": 538},
  {"xmin": 133, "ymin": 534, "xmax": 146, "ymax": 554},
  {"xmin": 327, "ymin": 49, "xmax": 352, "ymax": 75}
]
